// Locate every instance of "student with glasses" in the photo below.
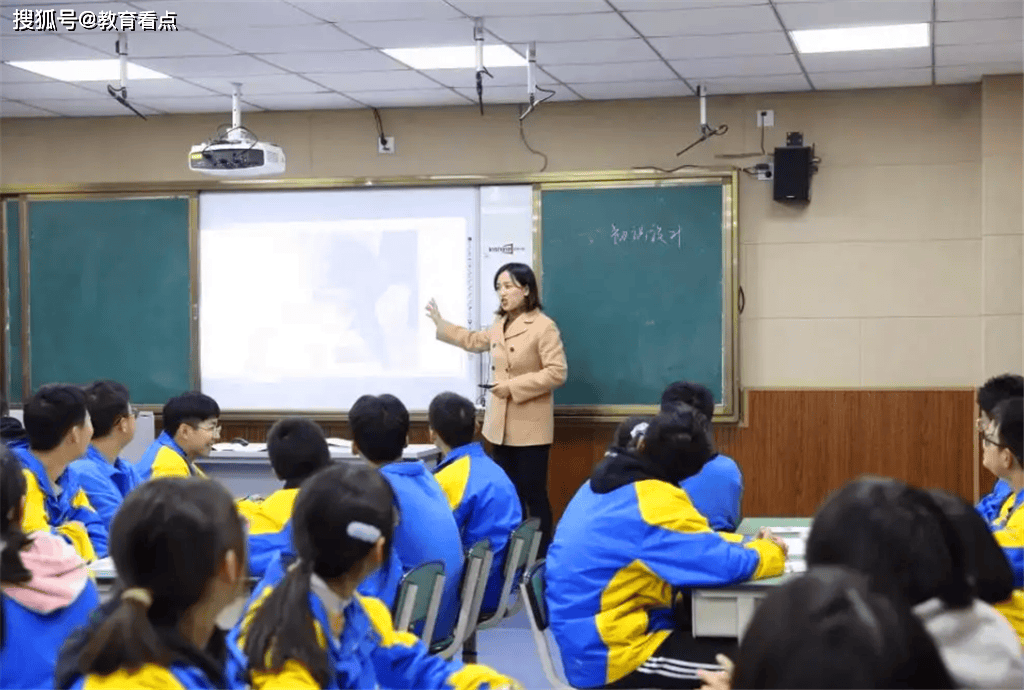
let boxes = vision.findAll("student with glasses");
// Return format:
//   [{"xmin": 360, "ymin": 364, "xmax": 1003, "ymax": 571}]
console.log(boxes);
[
  {"xmin": 975, "ymin": 374, "xmax": 1023, "ymax": 522},
  {"xmin": 136, "ymin": 392, "xmax": 221, "ymax": 480},
  {"xmin": 69, "ymin": 381, "xmax": 143, "ymax": 529}
]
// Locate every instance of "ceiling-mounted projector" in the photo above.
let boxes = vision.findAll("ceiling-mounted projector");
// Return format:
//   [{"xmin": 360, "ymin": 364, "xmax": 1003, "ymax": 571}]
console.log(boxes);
[{"xmin": 188, "ymin": 82, "xmax": 285, "ymax": 177}]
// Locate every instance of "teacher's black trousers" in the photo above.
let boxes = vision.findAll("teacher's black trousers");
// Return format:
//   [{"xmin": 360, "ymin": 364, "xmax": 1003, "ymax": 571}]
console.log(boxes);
[{"xmin": 490, "ymin": 443, "xmax": 553, "ymax": 555}]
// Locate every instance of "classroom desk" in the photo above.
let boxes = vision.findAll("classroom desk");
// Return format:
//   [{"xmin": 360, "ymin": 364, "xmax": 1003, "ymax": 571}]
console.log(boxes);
[
  {"xmin": 690, "ymin": 517, "xmax": 811, "ymax": 639},
  {"xmin": 197, "ymin": 443, "xmax": 442, "ymax": 498}
]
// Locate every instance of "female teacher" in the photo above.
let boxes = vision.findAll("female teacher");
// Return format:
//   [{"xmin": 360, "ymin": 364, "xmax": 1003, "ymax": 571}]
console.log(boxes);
[{"xmin": 426, "ymin": 262, "xmax": 567, "ymax": 553}]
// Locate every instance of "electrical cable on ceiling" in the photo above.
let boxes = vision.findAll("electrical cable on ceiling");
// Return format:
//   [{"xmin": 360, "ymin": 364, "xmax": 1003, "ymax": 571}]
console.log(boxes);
[
  {"xmin": 518, "ymin": 104, "xmax": 548, "ymax": 172},
  {"xmin": 474, "ymin": 18, "xmax": 493, "ymax": 116},
  {"xmin": 675, "ymin": 85, "xmax": 729, "ymax": 157},
  {"xmin": 106, "ymin": 32, "xmax": 147, "ymax": 119},
  {"xmin": 372, "ymin": 108, "xmax": 388, "ymax": 149},
  {"xmin": 519, "ymin": 43, "xmax": 556, "ymax": 122}
]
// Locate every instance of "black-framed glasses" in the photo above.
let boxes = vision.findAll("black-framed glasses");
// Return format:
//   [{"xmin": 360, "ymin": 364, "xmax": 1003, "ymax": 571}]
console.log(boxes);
[{"xmin": 982, "ymin": 432, "xmax": 1006, "ymax": 448}]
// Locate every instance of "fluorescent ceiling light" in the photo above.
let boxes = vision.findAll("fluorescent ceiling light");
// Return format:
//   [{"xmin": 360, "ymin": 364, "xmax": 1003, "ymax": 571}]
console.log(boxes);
[
  {"xmin": 383, "ymin": 45, "xmax": 526, "ymax": 70},
  {"xmin": 791, "ymin": 23, "xmax": 930, "ymax": 54},
  {"xmin": 7, "ymin": 59, "xmax": 170, "ymax": 81}
]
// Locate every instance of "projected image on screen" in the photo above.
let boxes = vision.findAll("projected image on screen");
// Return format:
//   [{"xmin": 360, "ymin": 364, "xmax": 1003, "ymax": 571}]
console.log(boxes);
[{"xmin": 200, "ymin": 215, "xmax": 474, "ymax": 411}]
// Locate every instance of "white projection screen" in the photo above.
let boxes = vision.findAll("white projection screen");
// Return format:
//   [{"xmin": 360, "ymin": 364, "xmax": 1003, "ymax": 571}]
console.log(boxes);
[{"xmin": 199, "ymin": 188, "xmax": 484, "ymax": 412}]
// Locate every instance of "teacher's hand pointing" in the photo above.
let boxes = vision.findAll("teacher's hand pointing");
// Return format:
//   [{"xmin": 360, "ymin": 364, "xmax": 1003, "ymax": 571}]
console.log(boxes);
[{"xmin": 425, "ymin": 298, "xmax": 443, "ymax": 326}]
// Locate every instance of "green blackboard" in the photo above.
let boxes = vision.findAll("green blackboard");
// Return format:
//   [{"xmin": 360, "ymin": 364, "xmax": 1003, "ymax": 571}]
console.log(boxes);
[
  {"xmin": 539, "ymin": 179, "xmax": 738, "ymax": 417},
  {"xmin": 25, "ymin": 197, "xmax": 194, "ymax": 404},
  {"xmin": 3, "ymin": 200, "xmax": 22, "ymax": 402}
]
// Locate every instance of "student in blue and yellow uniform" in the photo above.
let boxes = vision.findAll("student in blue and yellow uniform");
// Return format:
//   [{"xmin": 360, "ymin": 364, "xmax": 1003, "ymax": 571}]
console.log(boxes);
[
  {"xmin": 429, "ymin": 392, "xmax": 522, "ymax": 614},
  {"xmin": 547, "ymin": 406, "xmax": 787, "ymax": 689},
  {"xmin": 976, "ymin": 374, "xmax": 1022, "ymax": 522},
  {"xmin": 136, "ymin": 391, "xmax": 220, "ymax": 480},
  {"xmin": 661, "ymin": 381, "xmax": 743, "ymax": 532},
  {"xmin": 239, "ymin": 417, "xmax": 334, "ymax": 578},
  {"xmin": 57, "ymin": 477, "xmax": 249, "ymax": 690},
  {"xmin": 1, "ymin": 446, "xmax": 100, "ymax": 690},
  {"xmin": 14, "ymin": 384, "xmax": 107, "ymax": 561},
  {"xmin": 349, "ymin": 393, "xmax": 465, "ymax": 645},
  {"xmin": 69, "ymin": 381, "xmax": 142, "ymax": 530},
  {"xmin": 230, "ymin": 461, "xmax": 520, "ymax": 690},
  {"xmin": 979, "ymin": 396, "xmax": 1024, "ymax": 644}
]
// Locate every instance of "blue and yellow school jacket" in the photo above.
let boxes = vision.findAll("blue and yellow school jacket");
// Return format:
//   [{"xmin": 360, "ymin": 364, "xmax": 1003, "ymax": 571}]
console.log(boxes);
[
  {"xmin": 978, "ymin": 478, "xmax": 1013, "ymax": 523},
  {"xmin": 987, "ymin": 488, "xmax": 1024, "ymax": 644},
  {"xmin": 433, "ymin": 442, "xmax": 523, "ymax": 614},
  {"xmin": 13, "ymin": 447, "xmax": 108, "ymax": 561},
  {"xmin": 227, "ymin": 556, "xmax": 519, "ymax": 690},
  {"xmin": 546, "ymin": 449, "xmax": 787, "ymax": 688},
  {"xmin": 68, "ymin": 445, "xmax": 143, "ymax": 530},
  {"xmin": 679, "ymin": 452, "xmax": 744, "ymax": 532},
  {"xmin": 239, "ymin": 488, "xmax": 300, "ymax": 579},
  {"xmin": 136, "ymin": 431, "xmax": 208, "ymax": 481},
  {"xmin": 380, "ymin": 461, "xmax": 465, "ymax": 644},
  {"xmin": 70, "ymin": 662, "xmax": 225, "ymax": 690}
]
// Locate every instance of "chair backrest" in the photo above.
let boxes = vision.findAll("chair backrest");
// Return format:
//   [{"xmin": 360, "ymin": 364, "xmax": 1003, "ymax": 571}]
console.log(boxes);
[
  {"xmin": 476, "ymin": 517, "xmax": 540, "ymax": 627},
  {"xmin": 392, "ymin": 560, "xmax": 445, "ymax": 644},
  {"xmin": 431, "ymin": 539, "xmax": 493, "ymax": 659},
  {"xmin": 523, "ymin": 560, "xmax": 549, "ymax": 631}
]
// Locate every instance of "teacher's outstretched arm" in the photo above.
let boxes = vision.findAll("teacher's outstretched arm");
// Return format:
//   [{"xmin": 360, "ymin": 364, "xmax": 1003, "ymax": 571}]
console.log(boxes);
[{"xmin": 425, "ymin": 298, "xmax": 491, "ymax": 353}]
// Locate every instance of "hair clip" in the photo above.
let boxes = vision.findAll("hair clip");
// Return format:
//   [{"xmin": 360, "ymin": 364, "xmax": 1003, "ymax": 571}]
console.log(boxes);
[
  {"xmin": 347, "ymin": 521, "xmax": 382, "ymax": 544},
  {"xmin": 630, "ymin": 422, "xmax": 649, "ymax": 440}
]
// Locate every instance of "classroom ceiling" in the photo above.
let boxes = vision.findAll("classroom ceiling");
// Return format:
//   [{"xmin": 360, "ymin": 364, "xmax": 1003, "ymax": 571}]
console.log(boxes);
[{"xmin": 0, "ymin": 0, "xmax": 1021, "ymax": 117}]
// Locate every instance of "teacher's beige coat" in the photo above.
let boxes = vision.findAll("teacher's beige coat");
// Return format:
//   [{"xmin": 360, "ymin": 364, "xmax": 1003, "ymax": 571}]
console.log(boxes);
[{"xmin": 437, "ymin": 309, "xmax": 567, "ymax": 446}]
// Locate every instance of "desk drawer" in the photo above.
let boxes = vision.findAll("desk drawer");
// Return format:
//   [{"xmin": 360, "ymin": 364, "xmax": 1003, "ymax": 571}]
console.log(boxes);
[{"xmin": 692, "ymin": 589, "xmax": 767, "ymax": 638}]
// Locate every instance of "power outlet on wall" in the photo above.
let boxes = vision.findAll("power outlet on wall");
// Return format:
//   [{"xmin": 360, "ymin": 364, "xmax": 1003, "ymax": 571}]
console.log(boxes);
[
  {"xmin": 378, "ymin": 136, "xmax": 396, "ymax": 154},
  {"xmin": 757, "ymin": 109, "xmax": 774, "ymax": 128}
]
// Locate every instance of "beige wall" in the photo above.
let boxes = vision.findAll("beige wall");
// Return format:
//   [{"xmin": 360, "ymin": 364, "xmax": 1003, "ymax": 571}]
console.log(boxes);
[{"xmin": 2, "ymin": 79, "xmax": 1021, "ymax": 388}]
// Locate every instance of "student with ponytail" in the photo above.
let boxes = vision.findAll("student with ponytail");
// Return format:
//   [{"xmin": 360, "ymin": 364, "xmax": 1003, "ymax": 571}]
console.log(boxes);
[
  {"xmin": 57, "ymin": 478, "xmax": 248, "ymax": 690},
  {"xmin": 0, "ymin": 445, "xmax": 100, "ymax": 689},
  {"xmin": 231, "ymin": 461, "xmax": 521, "ymax": 690}
]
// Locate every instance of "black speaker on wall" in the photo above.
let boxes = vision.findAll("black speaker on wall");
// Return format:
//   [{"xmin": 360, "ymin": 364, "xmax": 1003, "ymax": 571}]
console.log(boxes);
[{"xmin": 773, "ymin": 132, "xmax": 814, "ymax": 202}]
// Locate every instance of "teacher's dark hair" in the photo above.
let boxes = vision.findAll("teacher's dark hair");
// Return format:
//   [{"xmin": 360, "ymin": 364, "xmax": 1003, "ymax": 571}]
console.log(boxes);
[{"xmin": 494, "ymin": 263, "xmax": 542, "ymax": 316}]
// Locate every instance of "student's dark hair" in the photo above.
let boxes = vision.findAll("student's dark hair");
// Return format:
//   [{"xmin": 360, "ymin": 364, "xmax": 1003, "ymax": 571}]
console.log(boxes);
[
  {"xmin": 348, "ymin": 394, "xmax": 409, "ymax": 463},
  {"xmin": 927, "ymin": 489, "xmax": 1014, "ymax": 604},
  {"xmin": 428, "ymin": 392, "xmax": 476, "ymax": 449},
  {"xmin": 24, "ymin": 384, "xmax": 88, "ymax": 452},
  {"xmin": 638, "ymin": 404, "xmax": 714, "ymax": 483},
  {"xmin": 493, "ymin": 262, "xmax": 542, "ymax": 315},
  {"xmin": 731, "ymin": 566, "xmax": 955, "ymax": 689},
  {"xmin": 612, "ymin": 415, "xmax": 650, "ymax": 451},
  {"xmin": 992, "ymin": 396, "xmax": 1024, "ymax": 464},
  {"xmin": 83, "ymin": 380, "xmax": 131, "ymax": 440},
  {"xmin": 660, "ymin": 381, "xmax": 715, "ymax": 419},
  {"xmin": 75, "ymin": 478, "xmax": 245, "ymax": 679},
  {"xmin": 266, "ymin": 417, "xmax": 331, "ymax": 488},
  {"xmin": 806, "ymin": 477, "xmax": 973, "ymax": 610},
  {"xmin": 244, "ymin": 462, "xmax": 396, "ymax": 687},
  {"xmin": 0, "ymin": 446, "xmax": 33, "ymax": 647},
  {"xmin": 161, "ymin": 391, "xmax": 220, "ymax": 437},
  {"xmin": 977, "ymin": 373, "xmax": 1024, "ymax": 417}
]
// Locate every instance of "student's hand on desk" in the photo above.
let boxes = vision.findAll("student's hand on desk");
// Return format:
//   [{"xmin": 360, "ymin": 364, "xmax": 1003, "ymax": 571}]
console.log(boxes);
[
  {"xmin": 425, "ymin": 298, "xmax": 443, "ymax": 327},
  {"xmin": 490, "ymin": 381, "xmax": 511, "ymax": 399},
  {"xmin": 756, "ymin": 527, "xmax": 789, "ymax": 557},
  {"xmin": 697, "ymin": 654, "xmax": 733, "ymax": 690}
]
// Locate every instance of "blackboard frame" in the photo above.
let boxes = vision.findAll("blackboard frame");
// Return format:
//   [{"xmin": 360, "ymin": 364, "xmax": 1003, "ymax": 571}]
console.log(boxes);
[{"xmin": 534, "ymin": 172, "xmax": 739, "ymax": 421}]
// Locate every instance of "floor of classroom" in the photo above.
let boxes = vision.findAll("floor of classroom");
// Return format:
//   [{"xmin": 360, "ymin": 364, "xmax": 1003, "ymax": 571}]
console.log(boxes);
[{"xmin": 475, "ymin": 606, "xmax": 564, "ymax": 688}]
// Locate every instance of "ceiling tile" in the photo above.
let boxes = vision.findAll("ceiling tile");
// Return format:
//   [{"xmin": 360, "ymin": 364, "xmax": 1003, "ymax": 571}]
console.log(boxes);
[
  {"xmin": 449, "ymin": 1, "xmax": 609, "ymax": 17},
  {"xmin": 129, "ymin": 1, "xmax": 324, "ymax": 28},
  {"xmin": 0, "ymin": 33, "xmax": 109, "ymax": 60},
  {"xmin": 937, "ymin": 41, "xmax": 1023, "ymax": 66},
  {"xmin": 547, "ymin": 60, "xmax": 677, "ymax": 83},
  {"xmin": 338, "ymin": 18, "xmax": 477, "ymax": 48},
  {"xmin": 651, "ymin": 31, "xmax": 791, "ymax": 59},
  {"xmin": 937, "ymin": 0, "xmax": 1023, "ymax": 22},
  {"xmin": 671, "ymin": 54, "xmax": 803, "ymax": 79},
  {"xmin": 104, "ymin": 77, "xmax": 219, "ymax": 96},
  {"xmin": 570, "ymin": 79, "xmax": 691, "ymax": 99},
  {"xmin": 191, "ymin": 73, "xmax": 326, "ymax": 94},
  {"xmin": 0, "ymin": 99, "xmax": 59, "ymax": 116},
  {"xmin": 531, "ymin": 38, "xmax": 657, "ymax": 64},
  {"xmin": 134, "ymin": 54, "xmax": 286, "ymax": 78},
  {"xmin": 420, "ymin": 65, "xmax": 529, "ymax": 87},
  {"xmin": 613, "ymin": 0, "xmax": 767, "ymax": 10},
  {"xmin": 625, "ymin": 5, "xmax": 781, "ymax": 37},
  {"xmin": 1, "ymin": 79, "xmax": 103, "ymax": 99},
  {"xmin": 294, "ymin": 1, "xmax": 460, "ymax": 22},
  {"xmin": 26, "ymin": 96, "xmax": 162, "ymax": 116},
  {"xmin": 307, "ymin": 69, "xmax": 441, "ymax": 92},
  {"xmin": 935, "ymin": 18, "xmax": 1023, "ymax": 45},
  {"xmin": 214, "ymin": 24, "xmax": 364, "ymax": 53},
  {"xmin": 485, "ymin": 13, "xmax": 636, "ymax": 43},
  {"xmin": 342, "ymin": 88, "xmax": 472, "ymax": 107},
  {"xmin": 243, "ymin": 92, "xmax": 362, "ymax": 110},
  {"xmin": 254, "ymin": 49, "xmax": 405, "ymax": 73},
  {"xmin": 775, "ymin": 0, "xmax": 930, "ymax": 30},
  {"xmin": 936, "ymin": 62, "xmax": 1024, "ymax": 82},
  {"xmin": 799, "ymin": 46, "xmax": 932, "ymax": 72},
  {"xmin": 1, "ymin": 61, "xmax": 55, "ymax": 82},
  {"xmin": 135, "ymin": 94, "xmax": 259, "ymax": 112},
  {"xmin": 700, "ymin": 73, "xmax": 809, "ymax": 93},
  {"xmin": 61, "ymin": 28, "xmax": 235, "ymax": 57},
  {"xmin": 453, "ymin": 83, "xmax": 577, "ymax": 103},
  {"xmin": 812, "ymin": 67, "xmax": 933, "ymax": 90}
]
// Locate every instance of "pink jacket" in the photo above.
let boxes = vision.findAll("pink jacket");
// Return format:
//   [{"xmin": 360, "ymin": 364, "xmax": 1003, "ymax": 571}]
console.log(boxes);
[{"xmin": 1, "ymin": 530, "xmax": 92, "ymax": 614}]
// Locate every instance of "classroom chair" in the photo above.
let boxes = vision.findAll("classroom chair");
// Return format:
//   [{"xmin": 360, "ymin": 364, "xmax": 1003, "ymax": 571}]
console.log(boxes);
[
  {"xmin": 462, "ymin": 518, "xmax": 543, "ymax": 663},
  {"xmin": 391, "ymin": 560, "xmax": 446, "ymax": 645},
  {"xmin": 521, "ymin": 560, "xmax": 573, "ymax": 690},
  {"xmin": 430, "ymin": 539, "xmax": 493, "ymax": 660}
]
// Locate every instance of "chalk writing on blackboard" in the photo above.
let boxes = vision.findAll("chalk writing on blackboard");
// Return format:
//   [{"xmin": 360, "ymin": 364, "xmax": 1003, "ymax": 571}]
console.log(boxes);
[{"xmin": 609, "ymin": 224, "xmax": 682, "ymax": 248}]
